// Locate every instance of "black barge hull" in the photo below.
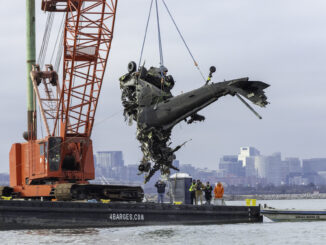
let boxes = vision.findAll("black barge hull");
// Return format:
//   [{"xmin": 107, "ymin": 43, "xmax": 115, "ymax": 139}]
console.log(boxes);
[{"xmin": 0, "ymin": 200, "xmax": 262, "ymax": 230}]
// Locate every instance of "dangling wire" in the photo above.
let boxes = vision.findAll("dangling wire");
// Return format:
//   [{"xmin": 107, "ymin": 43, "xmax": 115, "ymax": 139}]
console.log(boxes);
[
  {"xmin": 162, "ymin": 0, "xmax": 206, "ymax": 82},
  {"xmin": 138, "ymin": 0, "xmax": 154, "ymax": 68}
]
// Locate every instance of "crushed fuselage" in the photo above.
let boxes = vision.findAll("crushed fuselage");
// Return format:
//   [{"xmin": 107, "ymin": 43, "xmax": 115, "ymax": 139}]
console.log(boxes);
[{"xmin": 119, "ymin": 63, "xmax": 269, "ymax": 183}]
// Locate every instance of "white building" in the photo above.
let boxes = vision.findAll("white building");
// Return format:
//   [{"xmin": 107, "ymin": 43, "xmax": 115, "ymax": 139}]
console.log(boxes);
[{"xmin": 238, "ymin": 147, "xmax": 260, "ymax": 177}]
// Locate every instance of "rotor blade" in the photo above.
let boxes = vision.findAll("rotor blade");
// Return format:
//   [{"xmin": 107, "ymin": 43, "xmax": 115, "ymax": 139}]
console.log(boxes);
[{"xmin": 236, "ymin": 94, "xmax": 262, "ymax": 120}]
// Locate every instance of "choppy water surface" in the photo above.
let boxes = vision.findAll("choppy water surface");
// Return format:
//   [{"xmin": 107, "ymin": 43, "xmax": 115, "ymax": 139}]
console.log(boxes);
[{"xmin": 1, "ymin": 199, "xmax": 326, "ymax": 245}]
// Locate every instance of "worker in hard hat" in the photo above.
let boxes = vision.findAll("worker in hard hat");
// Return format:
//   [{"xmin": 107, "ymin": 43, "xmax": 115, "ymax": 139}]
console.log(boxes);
[
  {"xmin": 188, "ymin": 179, "xmax": 196, "ymax": 205},
  {"xmin": 195, "ymin": 179, "xmax": 205, "ymax": 205},
  {"xmin": 214, "ymin": 182, "xmax": 224, "ymax": 199},
  {"xmin": 213, "ymin": 182, "xmax": 225, "ymax": 205},
  {"xmin": 204, "ymin": 181, "xmax": 213, "ymax": 205}
]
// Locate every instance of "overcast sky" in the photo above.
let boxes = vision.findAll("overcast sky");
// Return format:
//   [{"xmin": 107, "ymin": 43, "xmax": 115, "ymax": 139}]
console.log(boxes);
[{"xmin": 0, "ymin": 0, "xmax": 325, "ymax": 173}]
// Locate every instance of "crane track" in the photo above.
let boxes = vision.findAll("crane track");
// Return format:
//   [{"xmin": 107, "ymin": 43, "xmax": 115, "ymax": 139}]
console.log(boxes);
[{"xmin": 54, "ymin": 183, "xmax": 144, "ymax": 202}]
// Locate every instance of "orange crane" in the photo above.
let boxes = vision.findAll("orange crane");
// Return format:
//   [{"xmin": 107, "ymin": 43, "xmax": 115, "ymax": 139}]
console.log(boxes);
[{"xmin": 5, "ymin": 0, "xmax": 143, "ymax": 201}]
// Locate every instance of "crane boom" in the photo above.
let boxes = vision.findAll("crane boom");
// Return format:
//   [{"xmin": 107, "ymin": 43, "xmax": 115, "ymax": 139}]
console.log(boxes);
[{"xmin": 54, "ymin": 0, "xmax": 118, "ymax": 138}]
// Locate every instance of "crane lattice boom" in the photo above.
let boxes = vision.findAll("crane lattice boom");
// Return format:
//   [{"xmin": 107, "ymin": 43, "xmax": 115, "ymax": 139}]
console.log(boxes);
[{"xmin": 42, "ymin": 0, "xmax": 118, "ymax": 138}]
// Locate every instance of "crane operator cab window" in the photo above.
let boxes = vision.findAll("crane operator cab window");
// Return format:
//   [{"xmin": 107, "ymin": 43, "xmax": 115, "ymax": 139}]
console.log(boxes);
[
  {"xmin": 40, "ymin": 142, "xmax": 48, "ymax": 159},
  {"xmin": 48, "ymin": 137, "xmax": 62, "ymax": 171},
  {"xmin": 40, "ymin": 143, "xmax": 45, "ymax": 156}
]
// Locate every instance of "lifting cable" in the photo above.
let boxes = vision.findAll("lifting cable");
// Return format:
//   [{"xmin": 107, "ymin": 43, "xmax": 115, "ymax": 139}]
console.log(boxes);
[
  {"xmin": 37, "ymin": 12, "xmax": 66, "ymax": 137},
  {"xmin": 37, "ymin": 99, "xmax": 44, "ymax": 139},
  {"xmin": 155, "ymin": 0, "xmax": 164, "ymax": 72},
  {"xmin": 38, "ymin": 12, "xmax": 54, "ymax": 68},
  {"xmin": 161, "ymin": 0, "xmax": 206, "ymax": 82},
  {"xmin": 36, "ymin": 12, "xmax": 54, "ymax": 138},
  {"xmin": 54, "ymin": 27, "xmax": 64, "ymax": 72},
  {"xmin": 39, "ymin": 12, "xmax": 65, "ymax": 72},
  {"xmin": 139, "ymin": 0, "xmax": 206, "ymax": 82},
  {"xmin": 138, "ymin": 0, "xmax": 165, "ymax": 75},
  {"xmin": 50, "ymin": 14, "xmax": 65, "ymax": 72},
  {"xmin": 138, "ymin": 0, "xmax": 154, "ymax": 68},
  {"xmin": 139, "ymin": 0, "xmax": 165, "ymax": 78}
]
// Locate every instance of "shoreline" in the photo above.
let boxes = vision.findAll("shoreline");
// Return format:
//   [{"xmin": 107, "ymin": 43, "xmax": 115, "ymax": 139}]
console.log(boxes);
[
  {"xmin": 225, "ymin": 193, "xmax": 326, "ymax": 201},
  {"xmin": 145, "ymin": 193, "xmax": 326, "ymax": 202}
]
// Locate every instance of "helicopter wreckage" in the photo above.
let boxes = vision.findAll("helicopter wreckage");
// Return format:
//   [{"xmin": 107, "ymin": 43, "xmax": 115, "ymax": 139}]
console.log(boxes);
[{"xmin": 119, "ymin": 62, "xmax": 269, "ymax": 183}]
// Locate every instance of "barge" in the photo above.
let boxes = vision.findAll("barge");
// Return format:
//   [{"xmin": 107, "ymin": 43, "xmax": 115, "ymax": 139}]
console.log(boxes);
[{"xmin": 0, "ymin": 200, "xmax": 262, "ymax": 230}]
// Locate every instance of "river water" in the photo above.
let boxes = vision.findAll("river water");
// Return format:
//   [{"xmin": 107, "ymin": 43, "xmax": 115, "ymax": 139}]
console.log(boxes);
[{"xmin": 1, "ymin": 199, "xmax": 325, "ymax": 245}]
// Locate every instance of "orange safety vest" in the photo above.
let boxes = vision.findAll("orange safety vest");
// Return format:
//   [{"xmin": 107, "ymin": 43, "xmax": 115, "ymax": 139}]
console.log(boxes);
[{"xmin": 214, "ymin": 183, "xmax": 224, "ymax": 198}]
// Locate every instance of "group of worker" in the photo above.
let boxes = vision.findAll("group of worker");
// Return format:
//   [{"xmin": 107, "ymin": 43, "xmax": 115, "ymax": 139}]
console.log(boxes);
[
  {"xmin": 154, "ymin": 179, "xmax": 224, "ymax": 205},
  {"xmin": 188, "ymin": 179, "xmax": 224, "ymax": 205}
]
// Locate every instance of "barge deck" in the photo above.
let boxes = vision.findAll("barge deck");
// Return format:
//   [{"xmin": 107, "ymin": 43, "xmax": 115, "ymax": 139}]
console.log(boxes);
[{"xmin": 0, "ymin": 200, "xmax": 262, "ymax": 230}]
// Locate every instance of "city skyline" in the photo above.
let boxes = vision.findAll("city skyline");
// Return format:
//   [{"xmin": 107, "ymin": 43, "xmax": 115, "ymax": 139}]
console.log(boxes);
[
  {"xmin": 93, "ymin": 147, "xmax": 325, "ymax": 170},
  {"xmin": 0, "ymin": 145, "xmax": 324, "ymax": 174},
  {"xmin": 93, "ymin": 148, "xmax": 326, "ymax": 188},
  {"xmin": 1, "ymin": 147, "xmax": 325, "ymax": 188}
]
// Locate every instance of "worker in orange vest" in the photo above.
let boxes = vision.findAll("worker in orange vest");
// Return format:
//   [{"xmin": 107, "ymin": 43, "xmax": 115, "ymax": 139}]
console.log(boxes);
[{"xmin": 214, "ymin": 182, "xmax": 224, "ymax": 199}]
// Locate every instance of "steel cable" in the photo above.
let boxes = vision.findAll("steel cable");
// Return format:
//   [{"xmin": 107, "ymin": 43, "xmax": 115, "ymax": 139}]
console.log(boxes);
[
  {"xmin": 54, "ymin": 31, "xmax": 64, "ymax": 72},
  {"xmin": 155, "ymin": 0, "xmax": 164, "ymax": 69},
  {"xmin": 162, "ymin": 0, "xmax": 206, "ymax": 82},
  {"xmin": 38, "ymin": 12, "xmax": 54, "ymax": 68},
  {"xmin": 138, "ymin": 0, "xmax": 154, "ymax": 67},
  {"xmin": 50, "ymin": 13, "xmax": 65, "ymax": 66}
]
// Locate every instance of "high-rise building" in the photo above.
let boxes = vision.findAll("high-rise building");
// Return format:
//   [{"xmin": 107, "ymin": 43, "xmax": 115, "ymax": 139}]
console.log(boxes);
[
  {"xmin": 317, "ymin": 171, "xmax": 326, "ymax": 185},
  {"xmin": 219, "ymin": 155, "xmax": 244, "ymax": 177},
  {"xmin": 302, "ymin": 158, "xmax": 326, "ymax": 175},
  {"xmin": 238, "ymin": 147, "xmax": 260, "ymax": 177},
  {"xmin": 96, "ymin": 151, "xmax": 124, "ymax": 169},
  {"xmin": 254, "ymin": 153, "xmax": 286, "ymax": 186},
  {"xmin": 238, "ymin": 147, "xmax": 260, "ymax": 165},
  {"xmin": 284, "ymin": 157, "xmax": 302, "ymax": 174},
  {"xmin": 95, "ymin": 151, "xmax": 125, "ymax": 179},
  {"xmin": 254, "ymin": 156, "xmax": 269, "ymax": 179}
]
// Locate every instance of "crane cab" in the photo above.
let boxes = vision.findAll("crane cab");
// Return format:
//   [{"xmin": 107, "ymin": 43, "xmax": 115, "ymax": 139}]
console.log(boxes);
[{"xmin": 9, "ymin": 136, "xmax": 95, "ymax": 198}]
